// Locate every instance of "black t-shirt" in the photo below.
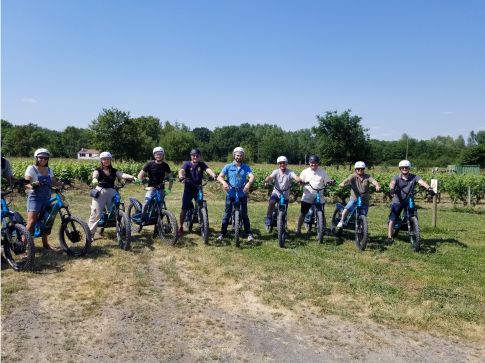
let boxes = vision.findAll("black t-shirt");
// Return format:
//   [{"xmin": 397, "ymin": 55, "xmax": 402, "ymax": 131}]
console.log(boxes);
[{"xmin": 143, "ymin": 161, "xmax": 171, "ymax": 187}]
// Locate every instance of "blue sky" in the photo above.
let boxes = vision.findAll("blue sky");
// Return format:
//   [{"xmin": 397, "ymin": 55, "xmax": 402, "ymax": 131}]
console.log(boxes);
[{"xmin": 2, "ymin": 0, "xmax": 484, "ymax": 141}]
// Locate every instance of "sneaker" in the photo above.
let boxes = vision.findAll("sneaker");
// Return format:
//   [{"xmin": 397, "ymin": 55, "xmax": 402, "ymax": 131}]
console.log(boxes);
[
  {"xmin": 247, "ymin": 234, "xmax": 254, "ymax": 242},
  {"xmin": 294, "ymin": 229, "xmax": 301, "ymax": 236},
  {"xmin": 336, "ymin": 221, "xmax": 343, "ymax": 229},
  {"xmin": 386, "ymin": 237, "xmax": 394, "ymax": 244},
  {"xmin": 264, "ymin": 217, "xmax": 271, "ymax": 226},
  {"xmin": 177, "ymin": 227, "xmax": 184, "ymax": 237},
  {"xmin": 216, "ymin": 234, "xmax": 224, "ymax": 242}
]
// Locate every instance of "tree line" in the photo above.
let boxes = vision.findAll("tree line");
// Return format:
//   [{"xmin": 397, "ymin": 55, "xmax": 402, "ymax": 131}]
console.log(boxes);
[{"xmin": 1, "ymin": 108, "xmax": 484, "ymax": 167}]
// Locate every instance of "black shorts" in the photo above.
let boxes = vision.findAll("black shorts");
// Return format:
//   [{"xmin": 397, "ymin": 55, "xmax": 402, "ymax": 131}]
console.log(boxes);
[{"xmin": 300, "ymin": 201, "xmax": 313, "ymax": 215}]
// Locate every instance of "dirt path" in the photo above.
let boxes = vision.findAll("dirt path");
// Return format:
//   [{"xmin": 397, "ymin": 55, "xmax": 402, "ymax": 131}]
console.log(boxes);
[{"xmin": 2, "ymin": 246, "xmax": 483, "ymax": 363}]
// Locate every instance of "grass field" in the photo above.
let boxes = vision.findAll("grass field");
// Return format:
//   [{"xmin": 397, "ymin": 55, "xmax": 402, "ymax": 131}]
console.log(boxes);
[{"xmin": 2, "ymin": 180, "xmax": 484, "ymax": 344}]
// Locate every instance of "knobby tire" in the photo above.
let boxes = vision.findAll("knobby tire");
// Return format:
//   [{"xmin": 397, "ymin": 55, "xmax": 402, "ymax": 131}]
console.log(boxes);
[
  {"xmin": 277, "ymin": 210, "xmax": 286, "ymax": 248},
  {"xmin": 3, "ymin": 223, "xmax": 34, "ymax": 271},
  {"xmin": 409, "ymin": 216, "xmax": 421, "ymax": 252},
  {"xmin": 59, "ymin": 215, "xmax": 91, "ymax": 257},
  {"xmin": 199, "ymin": 206, "xmax": 209, "ymax": 244},
  {"xmin": 157, "ymin": 209, "xmax": 178, "ymax": 246},
  {"xmin": 233, "ymin": 209, "xmax": 240, "ymax": 248},
  {"xmin": 331, "ymin": 208, "xmax": 343, "ymax": 236},
  {"xmin": 117, "ymin": 210, "xmax": 131, "ymax": 250},
  {"xmin": 316, "ymin": 209, "xmax": 325, "ymax": 243},
  {"xmin": 127, "ymin": 203, "xmax": 143, "ymax": 233},
  {"xmin": 355, "ymin": 214, "xmax": 368, "ymax": 251}
]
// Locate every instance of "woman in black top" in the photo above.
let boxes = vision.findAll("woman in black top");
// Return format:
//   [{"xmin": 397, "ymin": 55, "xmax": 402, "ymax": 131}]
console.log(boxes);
[{"xmin": 87, "ymin": 151, "xmax": 136, "ymax": 238}]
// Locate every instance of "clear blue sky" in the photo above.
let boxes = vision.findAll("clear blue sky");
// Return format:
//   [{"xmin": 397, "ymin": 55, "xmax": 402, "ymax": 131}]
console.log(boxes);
[{"xmin": 2, "ymin": 0, "xmax": 484, "ymax": 141}]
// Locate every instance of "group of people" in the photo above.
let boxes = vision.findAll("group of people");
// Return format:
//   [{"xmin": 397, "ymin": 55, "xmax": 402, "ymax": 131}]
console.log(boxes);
[
  {"xmin": 262, "ymin": 154, "xmax": 433, "ymax": 242},
  {"xmin": 1, "ymin": 146, "xmax": 434, "ymax": 248}
]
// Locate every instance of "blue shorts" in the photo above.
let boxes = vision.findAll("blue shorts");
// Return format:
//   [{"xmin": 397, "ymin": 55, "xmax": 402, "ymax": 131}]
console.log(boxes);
[
  {"xmin": 344, "ymin": 199, "xmax": 368, "ymax": 216},
  {"xmin": 27, "ymin": 194, "xmax": 50, "ymax": 213}
]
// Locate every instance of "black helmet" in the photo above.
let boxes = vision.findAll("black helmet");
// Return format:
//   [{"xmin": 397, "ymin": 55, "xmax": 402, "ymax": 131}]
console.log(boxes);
[
  {"xmin": 190, "ymin": 148, "xmax": 201, "ymax": 156},
  {"xmin": 308, "ymin": 155, "xmax": 320, "ymax": 164}
]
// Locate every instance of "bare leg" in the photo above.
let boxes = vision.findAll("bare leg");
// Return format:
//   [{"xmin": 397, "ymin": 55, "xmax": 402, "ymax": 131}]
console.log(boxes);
[
  {"xmin": 340, "ymin": 208, "xmax": 348, "ymax": 221},
  {"xmin": 26, "ymin": 211, "xmax": 56, "ymax": 250},
  {"xmin": 296, "ymin": 214, "xmax": 305, "ymax": 234},
  {"xmin": 388, "ymin": 220, "xmax": 395, "ymax": 239}
]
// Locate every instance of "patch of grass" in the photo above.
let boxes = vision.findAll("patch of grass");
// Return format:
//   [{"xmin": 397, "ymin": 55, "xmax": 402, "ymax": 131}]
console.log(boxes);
[
  {"xmin": 1, "ymin": 274, "xmax": 29, "ymax": 313},
  {"xmin": 189, "ymin": 196, "xmax": 485, "ymax": 341},
  {"xmin": 450, "ymin": 205, "xmax": 485, "ymax": 214}
]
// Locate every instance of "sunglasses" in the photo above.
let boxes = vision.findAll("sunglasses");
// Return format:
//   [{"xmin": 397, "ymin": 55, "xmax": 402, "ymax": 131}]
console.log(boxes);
[
  {"xmin": 355, "ymin": 168, "xmax": 364, "ymax": 171},
  {"xmin": 400, "ymin": 167, "xmax": 409, "ymax": 170},
  {"xmin": 37, "ymin": 156, "xmax": 49, "ymax": 160}
]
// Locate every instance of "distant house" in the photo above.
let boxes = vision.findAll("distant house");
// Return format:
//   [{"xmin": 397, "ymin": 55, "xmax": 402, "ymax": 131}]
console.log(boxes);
[{"xmin": 77, "ymin": 148, "xmax": 100, "ymax": 160}]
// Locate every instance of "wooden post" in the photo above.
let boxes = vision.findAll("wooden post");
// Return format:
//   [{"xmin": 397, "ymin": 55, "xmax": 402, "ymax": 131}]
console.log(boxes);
[
  {"xmin": 467, "ymin": 186, "xmax": 472, "ymax": 206},
  {"xmin": 431, "ymin": 179, "xmax": 438, "ymax": 228}
]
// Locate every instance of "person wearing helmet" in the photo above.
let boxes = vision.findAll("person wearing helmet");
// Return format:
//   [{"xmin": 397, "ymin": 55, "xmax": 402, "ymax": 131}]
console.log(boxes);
[
  {"xmin": 295, "ymin": 154, "xmax": 334, "ymax": 235},
  {"xmin": 88, "ymin": 151, "xmax": 138, "ymax": 237},
  {"xmin": 216, "ymin": 146, "xmax": 256, "ymax": 242},
  {"xmin": 24, "ymin": 148, "xmax": 63, "ymax": 250},
  {"xmin": 177, "ymin": 148, "xmax": 217, "ymax": 236},
  {"xmin": 137, "ymin": 146, "xmax": 173, "ymax": 216},
  {"xmin": 336, "ymin": 161, "xmax": 381, "ymax": 229},
  {"xmin": 387, "ymin": 160, "xmax": 433, "ymax": 243},
  {"xmin": 263, "ymin": 156, "xmax": 301, "ymax": 226}
]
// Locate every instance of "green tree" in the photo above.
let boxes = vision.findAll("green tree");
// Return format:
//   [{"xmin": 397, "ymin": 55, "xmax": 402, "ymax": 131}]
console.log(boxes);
[
  {"xmin": 59, "ymin": 126, "xmax": 94, "ymax": 158},
  {"xmin": 1, "ymin": 120, "xmax": 14, "ymax": 156},
  {"xmin": 313, "ymin": 110, "xmax": 371, "ymax": 168},
  {"xmin": 1, "ymin": 123, "xmax": 53, "ymax": 157},
  {"xmin": 126, "ymin": 116, "xmax": 162, "ymax": 161},
  {"xmin": 290, "ymin": 129, "xmax": 316, "ymax": 165},
  {"xmin": 159, "ymin": 127, "xmax": 196, "ymax": 164},
  {"xmin": 209, "ymin": 125, "xmax": 252, "ymax": 161},
  {"xmin": 193, "ymin": 127, "xmax": 212, "ymax": 144},
  {"xmin": 259, "ymin": 127, "xmax": 289, "ymax": 163},
  {"xmin": 89, "ymin": 108, "xmax": 132, "ymax": 160},
  {"xmin": 460, "ymin": 145, "xmax": 485, "ymax": 168}
]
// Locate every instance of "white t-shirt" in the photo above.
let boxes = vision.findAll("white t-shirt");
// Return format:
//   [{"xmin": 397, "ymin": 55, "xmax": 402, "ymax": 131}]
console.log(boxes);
[
  {"xmin": 299, "ymin": 167, "xmax": 332, "ymax": 204},
  {"xmin": 25, "ymin": 165, "xmax": 54, "ymax": 182}
]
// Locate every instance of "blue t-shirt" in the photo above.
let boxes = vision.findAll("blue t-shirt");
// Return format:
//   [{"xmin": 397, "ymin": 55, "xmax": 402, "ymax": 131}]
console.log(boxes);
[{"xmin": 221, "ymin": 162, "xmax": 252, "ymax": 198}]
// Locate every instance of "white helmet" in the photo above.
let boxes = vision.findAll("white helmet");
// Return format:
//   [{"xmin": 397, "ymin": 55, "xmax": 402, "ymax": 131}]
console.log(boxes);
[
  {"xmin": 398, "ymin": 160, "xmax": 411, "ymax": 168},
  {"xmin": 153, "ymin": 146, "xmax": 165, "ymax": 155},
  {"xmin": 99, "ymin": 151, "xmax": 113, "ymax": 159},
  {"xmin": 233, "ymin": 147, "xmax": 245, "ymax": 156},
  {"xmin": 277, "ymin": 156, "xmax": 288, "ymax": 164},
  {"xmin": 34, "ymin": 148, "xmax": 50, "ymax": 157},
  {"xmin": 354, "ymin": 161, "xmax": 366, "ymax": 169}
]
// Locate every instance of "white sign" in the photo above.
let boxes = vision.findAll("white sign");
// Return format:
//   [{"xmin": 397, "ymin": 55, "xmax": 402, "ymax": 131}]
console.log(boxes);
[{"xmin": 431, "ymin": 179, "xmax": 438, "ymax": 193}]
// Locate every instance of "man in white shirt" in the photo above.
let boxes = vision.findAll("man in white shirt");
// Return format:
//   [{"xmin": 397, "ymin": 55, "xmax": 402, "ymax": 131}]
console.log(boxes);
[{"xmin": 296, "ymin": 155, "xmax": 334, "ymax": 235}]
